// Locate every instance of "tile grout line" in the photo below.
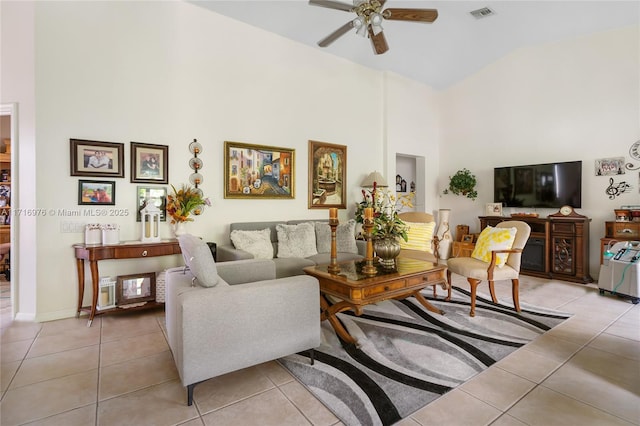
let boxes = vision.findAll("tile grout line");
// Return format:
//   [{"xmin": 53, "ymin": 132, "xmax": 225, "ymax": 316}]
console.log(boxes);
[
  {"xmin": 0, "ymin": 323, "xmax": 43, "ymax": 403},
  {"xmin": 492, "ymin": 293, "xmax": 638, "ymax": 425},
  {"xmin": 95, "ymin": 317, "xmax": 103, "ymax": 426}
]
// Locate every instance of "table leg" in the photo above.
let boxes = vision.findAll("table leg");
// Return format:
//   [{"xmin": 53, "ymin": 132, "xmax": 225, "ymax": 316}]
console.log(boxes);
[
  {"xmin": 320, "ymin": 294, "xmax": 358, "ymax": 346},
  {"xmin": 75, "ymin": 259, "xmax": 85, "ymax": 318},
  {"xmin": 413, "ymin": 290, "xmax": 445, "ymax": 315},
  {"xmin": 87, "ymin": 260, "xmax": 100, "ymax": 327}
]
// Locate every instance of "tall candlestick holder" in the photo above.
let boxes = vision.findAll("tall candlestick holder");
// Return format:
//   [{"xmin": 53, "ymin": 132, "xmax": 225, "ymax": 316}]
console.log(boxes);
[
  {"xmin": 361, "ymin": 217, "xmax": 378, "ymax": 276},
  {"xmin": 328, "ymin": 218, "xmax": 341, "ymax": 274}
]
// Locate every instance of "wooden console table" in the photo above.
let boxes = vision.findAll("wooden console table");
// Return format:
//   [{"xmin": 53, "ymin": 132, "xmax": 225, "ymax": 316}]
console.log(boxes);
[{"xmin": 73, "ymin": 240, "xmax": 181, "ymax": 326}]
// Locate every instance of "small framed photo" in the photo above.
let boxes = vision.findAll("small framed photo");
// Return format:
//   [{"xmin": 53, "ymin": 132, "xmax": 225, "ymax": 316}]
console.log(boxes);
[
  {"xmin": 485, "ymin": 202, "xmax": 503, "ymax": 216},
  {"xmin": 461, "ymin": 234, "xmax": 474, "ymax": 243},
  {"xmin": 136, "ymin": 186, "xmax": 167, "ymax": 222},
  {"xmin": 70, "ymin": 139, "xmax": 124, "ymax": 178},
  {"xmin": 595, "ymin": 157, "xmax": 625, "ymax": 176},
  {"xmin": 78, "ymin": 180, "xmax": 115, "ymax": 205},
  {"xmin": 130, "ymin": 142, "xmax": 168, "ymax": 184},
  {"xmin": 116, "ymin": 272, "xmax": 156, "ymax": 306}
]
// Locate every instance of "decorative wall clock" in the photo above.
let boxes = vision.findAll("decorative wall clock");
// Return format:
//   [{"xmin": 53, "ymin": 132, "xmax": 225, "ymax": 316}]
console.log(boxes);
[{"xmin": 625, "ymin": 140, "xmax": 640, "ymax": 171}]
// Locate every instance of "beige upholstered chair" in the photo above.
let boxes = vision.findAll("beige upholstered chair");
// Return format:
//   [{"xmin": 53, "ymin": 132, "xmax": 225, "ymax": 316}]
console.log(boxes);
[
  {"xmin": 446, "ymin": 221, "xmax": 531, "ymax": 317},
  {"xmin": 397, "ymin": 212, "xmax": 439, "ymax": 264}
]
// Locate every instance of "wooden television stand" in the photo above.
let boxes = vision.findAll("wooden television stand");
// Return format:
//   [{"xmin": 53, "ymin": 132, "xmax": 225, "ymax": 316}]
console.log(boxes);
[{"xmin": 479, "ymin": 215, "xmax": 592, "ymax": 284}]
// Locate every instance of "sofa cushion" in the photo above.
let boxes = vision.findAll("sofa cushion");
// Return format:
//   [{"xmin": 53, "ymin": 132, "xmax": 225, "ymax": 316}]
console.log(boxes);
[
  {"xmin": 276, "ymin": 222, "xmax": 318, "ymax": 258},
  {"xmin": 177, "ymin": 234, "xmax": 220, "ymax": 287},
  {"xmin": 399, "ymin": 221, "xmax": 436, "ymax": 253},
  {"xmin": 315, "ymin": 219, "xmax": 358, "ymax": 254},
  {"xmin": 471, "ymin": 226, "xmax": 517, "ymax": 267},
  {"xmin": 230, "ymin": 228, "xmax": 274, "ymax": 259},
  {"xmin": 272, "ymin": 257, "xmax": 316, "ymax": 278}
]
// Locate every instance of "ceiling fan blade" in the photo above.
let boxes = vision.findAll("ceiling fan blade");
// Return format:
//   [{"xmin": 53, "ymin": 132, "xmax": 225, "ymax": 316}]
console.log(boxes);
[
  {"xmin": 368, "ymin": 27, "xmax": 389, "ymax": 55},
  {"xmin": 383, "ymin": 8, "xmax": 438, "ymax": 23},
  {"xmin": 318, "ymin": 20, "xmax": 355, "ymax": 47},
  {"xmin": 308, "ymin": 0, "xmax": 354, "ymax": 12}
]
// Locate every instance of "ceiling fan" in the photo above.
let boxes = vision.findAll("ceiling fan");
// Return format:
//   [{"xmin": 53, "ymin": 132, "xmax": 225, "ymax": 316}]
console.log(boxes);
[{"xmin": 309, "ymin": 0, "xmax": 438, "ymax": 55}]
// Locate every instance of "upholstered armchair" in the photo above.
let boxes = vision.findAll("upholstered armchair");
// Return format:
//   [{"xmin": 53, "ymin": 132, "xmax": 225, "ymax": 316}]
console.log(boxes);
[
  {"xmin": 446, "ymin": 221, "xmax": 531, "ymax": 317},
  {"xmin": 397, "ymin": 212, "xmax": 439, "ymax": 264}
]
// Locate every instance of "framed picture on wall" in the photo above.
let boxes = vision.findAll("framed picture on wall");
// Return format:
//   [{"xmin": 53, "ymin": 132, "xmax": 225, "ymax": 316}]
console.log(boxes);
[
  {"xmin": 223, "ymin": 141, "xmax": 295, "ymax": 199},
  {"xmin": 595, "ymin": 157, "xmax": 625, "ymax": 176},
  {"xmin": 70, "ymin": 139, "xmax": 124, "ymax": 178},
  {"xmin": 130, "ymin": 142, "xmax": 168, "ymax": 184},
  {"xmin": 308, "ymin": 140, "xmax": 347, "ymax": 209},
  {"xmin": 78, "ymin": 180, "xmax": 116, "ymax": 205},
  {"xmin": 136, "ymin": 186, "xmax": 167, "ymax": 222}
]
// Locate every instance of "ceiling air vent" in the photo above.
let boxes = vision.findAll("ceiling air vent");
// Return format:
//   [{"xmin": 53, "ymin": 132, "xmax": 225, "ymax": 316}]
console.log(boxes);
[{"xmin": 470, "ymin": 7, "xmax": 496, "ymax": 19}]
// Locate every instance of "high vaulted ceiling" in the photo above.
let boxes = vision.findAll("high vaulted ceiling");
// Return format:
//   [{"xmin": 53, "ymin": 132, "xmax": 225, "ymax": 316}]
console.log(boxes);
[{"xmin": 191, "ymin": 0, "xmax": 639, "ymax": 90}]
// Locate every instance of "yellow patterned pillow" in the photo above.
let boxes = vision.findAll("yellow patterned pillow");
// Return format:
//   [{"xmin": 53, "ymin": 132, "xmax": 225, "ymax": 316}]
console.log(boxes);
[
  {"xmin": 399, "ymin": 221, "xmax": 435, "ymax": 253},
  {"xmin": 471, "ymin": 226, "xmax": 517, "ymax": 267}
]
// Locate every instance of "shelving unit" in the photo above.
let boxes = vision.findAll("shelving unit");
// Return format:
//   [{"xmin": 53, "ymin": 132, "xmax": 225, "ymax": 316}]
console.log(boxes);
[{"xmin": 0, "ymin": 140, "xmax": 10, "ymax": 245}]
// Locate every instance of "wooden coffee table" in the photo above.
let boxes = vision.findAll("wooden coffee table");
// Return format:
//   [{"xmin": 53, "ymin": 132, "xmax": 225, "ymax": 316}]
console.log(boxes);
[{"xmin": 304, "ymin": 257, "xmax": 448, "ymax": 345}]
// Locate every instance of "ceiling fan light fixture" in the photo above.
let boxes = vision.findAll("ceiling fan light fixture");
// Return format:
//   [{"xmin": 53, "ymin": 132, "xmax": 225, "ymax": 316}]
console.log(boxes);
[
  {"xmin": 370, "ymin": 12, "xmax": 383, "ymax": 26},
  {"xmin": 355, "ymin": 18, "xmax": 368, "ymax": 37},
  {"xmin": 370, "ymin": 12, "xmax": 383, "ymax": 35}
]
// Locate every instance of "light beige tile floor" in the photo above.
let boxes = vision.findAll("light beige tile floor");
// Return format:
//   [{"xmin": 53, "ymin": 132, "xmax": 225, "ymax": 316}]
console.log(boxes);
[{"xmin": 1, "ymin": 273, "xmax": 638, "ymax": 426}]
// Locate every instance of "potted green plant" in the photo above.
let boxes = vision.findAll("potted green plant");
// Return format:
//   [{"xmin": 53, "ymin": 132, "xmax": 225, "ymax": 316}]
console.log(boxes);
[{"xmin": 443, "ymin": 168, "xmax": 478, "ymax": 200}]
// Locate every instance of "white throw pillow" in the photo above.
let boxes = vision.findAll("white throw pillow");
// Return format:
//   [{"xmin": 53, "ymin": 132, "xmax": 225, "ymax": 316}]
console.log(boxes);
[
  {"xmin": 230, "ymin": 228, "xmax": 274, "ymax": 259},
  {"xmin": 315, "ymin": 219, "xmax": 358, "ymax": 254},
  {"xmin": 276, "ymin": 222, "xmax": 318, "ymax": 258},
  {"xmin": 177, "ymin": 234, "xmax": 219, "ymax": 287}
]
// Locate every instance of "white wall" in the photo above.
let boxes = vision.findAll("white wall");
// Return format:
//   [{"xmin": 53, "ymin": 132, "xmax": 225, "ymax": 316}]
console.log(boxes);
[
  {"xmin": 1, "ymin": 1, "xmax": 38, "ymax": 320},
  {"xmin": 438, "ymin": 26, "xmax": 640, "ymax": 278},
  {"xmin": 4, "ymin": 2, "xmax": 637, "ymax": 320},
  {"xmin": 4, "ymin": 1, "xmax": 440, "ymax": 321},
  {"xmin": 384, "ymin": 72, "xmax": 442, "ymax": 214}
]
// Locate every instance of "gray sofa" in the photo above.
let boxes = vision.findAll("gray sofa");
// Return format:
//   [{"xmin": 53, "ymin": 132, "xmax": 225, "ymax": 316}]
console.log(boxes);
[
  {"xmin": 165, "ymin": 258, "xmax": 321, "ymax": 406},
  {"xmin": 217, "ymin": 219, "xmax": 366, "ymax": 278}
]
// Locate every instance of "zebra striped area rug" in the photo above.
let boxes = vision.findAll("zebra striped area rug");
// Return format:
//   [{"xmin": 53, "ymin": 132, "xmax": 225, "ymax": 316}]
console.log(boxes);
[{"xmin": 278, "ymin": 287, "xmax": 572, "ymax": 426}]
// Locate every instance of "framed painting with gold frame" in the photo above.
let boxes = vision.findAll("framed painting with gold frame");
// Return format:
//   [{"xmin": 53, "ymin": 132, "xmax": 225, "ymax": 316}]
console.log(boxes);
[
  {"xmin": 308, "ymin": 140, "xmax": 347, "ymax": 209},
  {"xmin": 223, "ymin": 141, "xmax": 295, "ymax": 199}
]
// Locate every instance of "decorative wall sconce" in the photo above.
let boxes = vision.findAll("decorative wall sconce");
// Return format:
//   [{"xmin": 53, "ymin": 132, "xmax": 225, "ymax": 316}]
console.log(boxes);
[
  {"xmin": 189, "ymin": 139, "xmax": 203, "ymax": 188},
  {"xmin": 188, "ymin": 139, "xmax": 204, "ymax": 215},
  {"xmin": 140, "ymin": 202, "xmax": 161, "ymax": 242}
]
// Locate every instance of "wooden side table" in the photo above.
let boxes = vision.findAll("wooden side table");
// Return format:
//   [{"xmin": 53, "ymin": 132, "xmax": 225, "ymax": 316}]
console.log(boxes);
[
  {"xmin": 73, "ymin": 240, "xmax": 181, "ymax": 326},
  {"xmin": 452, "ymin": 241, "xmax": 475, "ymax": 258}
]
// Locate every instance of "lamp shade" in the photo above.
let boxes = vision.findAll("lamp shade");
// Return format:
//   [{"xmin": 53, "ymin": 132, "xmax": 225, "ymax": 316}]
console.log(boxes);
[{"xmin": 361, "ymin": 171, "xmax": 388, "ymax": 187}]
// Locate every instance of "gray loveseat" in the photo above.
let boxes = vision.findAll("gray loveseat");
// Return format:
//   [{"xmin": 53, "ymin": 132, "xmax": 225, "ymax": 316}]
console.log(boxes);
[
  {"xmin": 217, "ymin": 219, "xmax": 366, "ymax": 278},
  {"xmin": 165, "ymin": 251, "xmax": 321, "ymax": 406}
]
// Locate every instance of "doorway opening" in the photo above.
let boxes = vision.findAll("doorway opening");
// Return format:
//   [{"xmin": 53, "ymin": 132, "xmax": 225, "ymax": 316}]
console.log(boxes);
[{"xmin": 1, "ymin": 103, "xmax": 16, "ymax": 316}]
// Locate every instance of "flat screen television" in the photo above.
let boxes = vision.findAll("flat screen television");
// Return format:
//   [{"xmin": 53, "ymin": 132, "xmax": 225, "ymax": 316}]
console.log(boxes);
[{"xmin": 494, "ymin": 161, "xmax": 582, "ymax": 208}]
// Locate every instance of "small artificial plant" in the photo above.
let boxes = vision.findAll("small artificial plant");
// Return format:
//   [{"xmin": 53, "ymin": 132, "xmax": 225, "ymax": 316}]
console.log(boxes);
[{"xmin": 443, "ymin": 168, "xmax": 478, "ymax": 200}]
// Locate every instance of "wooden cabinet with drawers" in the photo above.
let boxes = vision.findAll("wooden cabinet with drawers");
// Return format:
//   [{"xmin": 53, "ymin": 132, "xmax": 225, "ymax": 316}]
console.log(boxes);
[
  {"xmin": 479, "ymin": 214, "xmax": 592, "ymax": 283},
  {"xmin": 600, "ymin": 221, "xmax": 640, "ymax": 264}
]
